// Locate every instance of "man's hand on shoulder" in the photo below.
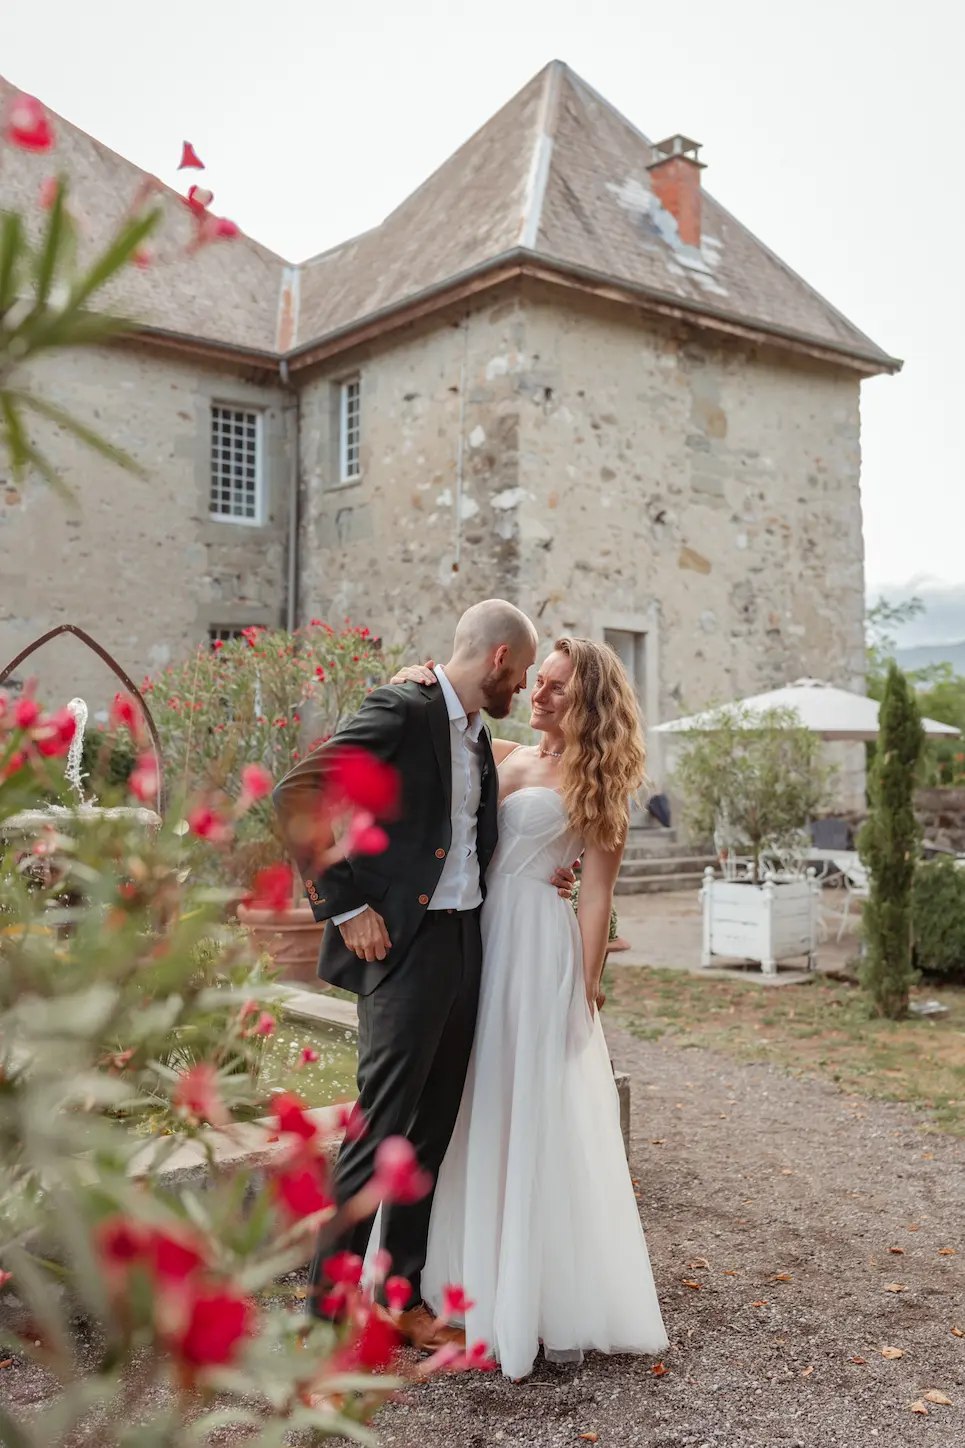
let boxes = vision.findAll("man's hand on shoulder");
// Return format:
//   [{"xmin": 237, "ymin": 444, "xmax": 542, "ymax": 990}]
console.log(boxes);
[{"xmin": 338, "ymin": 906, "xmax": 392, "ymax": 962}]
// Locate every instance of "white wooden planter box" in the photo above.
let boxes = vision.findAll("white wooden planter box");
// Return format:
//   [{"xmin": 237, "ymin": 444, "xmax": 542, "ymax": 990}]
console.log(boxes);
[{"xmin": 700, "ymin": 868, "xmax": 821, "ymax": 976}]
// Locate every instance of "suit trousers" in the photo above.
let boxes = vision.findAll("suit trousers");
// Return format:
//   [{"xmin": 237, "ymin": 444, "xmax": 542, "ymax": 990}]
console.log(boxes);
[{"xmin": 308, "ymin": 907, "xmax": 482, "ymax": 1316}]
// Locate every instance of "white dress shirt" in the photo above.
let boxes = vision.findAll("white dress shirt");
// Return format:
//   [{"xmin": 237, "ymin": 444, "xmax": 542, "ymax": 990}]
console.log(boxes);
[{"xmin": 332, "ymin": 665, "xmax": 484, "ymax": 925}]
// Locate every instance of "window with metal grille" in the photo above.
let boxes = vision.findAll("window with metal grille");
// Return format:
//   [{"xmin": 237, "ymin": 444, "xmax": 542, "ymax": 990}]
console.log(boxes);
[
  {"xmin": 209, "ymin": 405, "xmax": 262, "ymax": 521},
  {"xmin": 338, "ymin": 378, "xmax": 361, "ymax": 482},
  {"xmin": 208, "ymin": 626, "xmax": 252, "ymax": 648}
]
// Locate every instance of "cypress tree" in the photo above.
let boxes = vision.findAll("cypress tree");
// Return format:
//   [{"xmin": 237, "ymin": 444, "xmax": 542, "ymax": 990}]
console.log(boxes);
[{"xmin": 858, "ymin": 663, "xmax": 924, "ymax": 1018}]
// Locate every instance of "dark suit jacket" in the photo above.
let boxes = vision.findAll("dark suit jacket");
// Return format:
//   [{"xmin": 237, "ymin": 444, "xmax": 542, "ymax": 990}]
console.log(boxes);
[{"xmin": 272, "ymin": 681, "xmax": 498, "ymax": 995}]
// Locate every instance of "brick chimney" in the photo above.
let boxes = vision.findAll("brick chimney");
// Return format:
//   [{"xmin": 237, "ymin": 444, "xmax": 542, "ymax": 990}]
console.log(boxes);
[{"xmin": 646, "ymin": 135, "xmax": 705, "ymax": 248}]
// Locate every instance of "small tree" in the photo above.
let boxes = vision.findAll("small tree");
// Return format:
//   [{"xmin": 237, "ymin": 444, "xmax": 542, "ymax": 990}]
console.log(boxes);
[
  {"xmin": 673, "ymin": 706, "xmax": 831, "ymax": 883},
  {"xmin": 858, "ymin": 663, "xmax": 925, "ymax": 1017}
]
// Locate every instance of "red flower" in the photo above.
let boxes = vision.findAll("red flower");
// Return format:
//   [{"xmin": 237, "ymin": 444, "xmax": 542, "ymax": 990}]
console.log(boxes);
[
  {"xmin": 185, "ymin": 183, "xmax": 214, "ymax": 216},
  {"xmin": 0, "ymin": 1269, "xmax": 11, "ymax": 1289},
  {"xmin": 96, "ymin": 1216, "xmax": 150, "ymax": 1268},
  {"xmin": 247, "ymin": 863, "xmax": 293, "ymax": 913},
  {"xmin": 342, "ymin": 1309, "xmax": 401, "ymax": 1370},
  {"xmin": 441, "ymin": 1283, "xmax": 475, "ymax": 1319},
  {"xmin": 14, "ymin": 697, "xmax": 40, "ymax": 730},
  {"xmin": 273, "ymin": 1163, "xmax": 332, "ymax": 1220},
  {"xmin": 38, "ymin": 176, "xmax": 59, "ymax": 209},
  {"xmin": 310, "ymin": 619, "xmax": 324, "ymax": 627},
  {"xmin": 5, "ymin": 94, "xmax": 54, "ymax": 152},
  {"xmin": 239, "ymin": 762, "xmax": 273, "ymax": 804},
  {"xmin": 368, "ymin": 1248, "xmax": 392, "ymax": 1283},
  {"xmin": 129, "ymin": 752, "xmax": 159, "ymax": 804},
  {"xmin": 249, "ymin": 1012, "xmax": 275, "ymax": 1038},
  {"xmin": 315, "ymin": 666, "xmax": 326, "ymax": 681},
  {"xmin": 131, "ymin": 246, "xmax": 153, "ymax": 269},
  {"xmin": 32, "ymin": 707, "xmax": 77, "ymax": 757},
  {"xmin": 328, "ymin": 746, "xmax": 400, "ymax": 818},
  {"xmin": 274, "ymin": 1092, "xmax": 317, "ymax": 1142},
  {"xmin": 178, "ymin": 141, "xmax": 204, "ymax": 171},
  {"xmin": 174, "ymin": 1286, "xmax": 252, "ymax": 1369},
  {"xmin": 151, "ymin": 1230, "xmax": 206, "ymax": 1284},
  {"xmin": 333, "ymin": 1101, "xmax": 368, "ymax": 1142},
  {"xmin": 371, "ymin": 1137, "xmax": 432, "ymax": 1206},
  {"xmin": 385, "ymin": 1275, "xmax": 412, "ymax": 1312},
  {"xmin": 110, "ymin": 692, "xmax": 141, "ymax": 735},
  {"xmin": 173, "ymin": 1063, "xmax": 228, "ymax": 1126},
  {"xmin": 323, "ymin": 1251, "xmax": 364, "ymax": 1287},
  {"xmin": 462, "ymin": 1340, "xmax": 498, "ymax": 1372},
  {"xmin": 187, "ymin": 805, "xmax": 233, "ymax": 843},
  {"xmin": 212, "ymin": 638, "xmax": 225, "ymax": 651},
  {"xmin": 297, "ymin": 1046, "xmax": 320, "ymax": 1068}
]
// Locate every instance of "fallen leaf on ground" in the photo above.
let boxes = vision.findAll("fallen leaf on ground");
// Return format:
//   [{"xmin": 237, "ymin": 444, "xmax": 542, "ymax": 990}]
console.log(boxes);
[
  {"xmin": 689, "ymin": 1258, "xmax": 709, "ymax": 1270},
  {"xmin": 801, "ymin": 1365, "xmax": 814, "ymax": 1378},
  {"xmin": 0, "ymin": 1360, "xmax": 11, "ymax": 1369},
  {"xmin": 752, "ymin": 1300, "xmax": 769, "ymax": 1308},
  {"xmin": 631, "ymin": 1178, "xmax": 639, "ymax": 1186},
  {"xmin": 938, "ymin": 1248, "xmax": 956, "ymax": 1256},
  {"xmin": 579, "ymin": 1434, "xmax": 600, "ymax": 1443},
  {"xmin": 850, "ymin": 1356, "xmax": 868, "ymax": 1364},
  {"xmin": 909, "ymin": 1401, "xmax": 929, "ymax": 1415},
  {"xmin": 907, "ymin": 1224, "xmax": 920, "ymax": 1232},
  {"xmin": 651, "ymin": 1362, "xmax": 668, "ymax": 1377},
  {"xmin": 723, "ymin": 1270, "xmax": 738, "ymax": 1276},
  {"xmin": 889, "ymin": 1247, "xmax": 905, "ymax": 1255},
  {"xmin": 924, "ymin": 1390, "xmax": 953, "ymax": 1405},
  {"xmin": 772, "ymin": 1274, "xmax": 792, "ymax": 1282},
  {"xmin": 951, "ymin": 1327, "xmax": 964, "ymax": 1338},
  {"xmin": 882, "ymin": 1347, "xmax": 904, "ymax": 1359},
  {"xmin": 780, "ymin": 1169, "xmax": 794, "ymax": 1176},
  {"xmin": 882, "ymin": 1283, "xmax": 906, "ymax": 1293},
  {"xmin": 682, "ymin": 1280, "xmax": 701, "ymax": 1290},
  {"xmin": 294, "ymin": 1286, "xmax": 308, "ymax": 1300},
  {"xmin": 650, "ymin": 1139, "xmax": 665, "ymax": 1145},
  {"xmin": 922, "ymin": 1152, "xmax": 934, "ymax": 1159}
]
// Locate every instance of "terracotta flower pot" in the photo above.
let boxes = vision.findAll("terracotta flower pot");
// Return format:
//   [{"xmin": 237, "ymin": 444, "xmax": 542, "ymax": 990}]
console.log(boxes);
[{"xmin": 237, "ymin": 898, "xmax": 326, "ymax": 987}]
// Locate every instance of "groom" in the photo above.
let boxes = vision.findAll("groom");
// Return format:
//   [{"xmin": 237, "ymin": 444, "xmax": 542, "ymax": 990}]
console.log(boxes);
[{"xmin": 273, "ymin": 599, "xmax": 574, "ymax": 1349}]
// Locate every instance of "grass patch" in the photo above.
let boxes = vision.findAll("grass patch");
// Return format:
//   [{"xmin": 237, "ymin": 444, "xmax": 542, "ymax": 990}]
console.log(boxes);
[{"xmin": 607, "ymin": 966, "xmax": 965, "ymax": 1134}]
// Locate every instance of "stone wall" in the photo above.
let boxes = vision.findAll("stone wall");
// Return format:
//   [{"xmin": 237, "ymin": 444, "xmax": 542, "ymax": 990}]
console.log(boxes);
[
  {"xmin": 298, "ymin": 282, "xmax": 868, "ymax": 806},
  {"xmin": 0, "ymin": 343, "xmax": 291, "ymax": 711}
]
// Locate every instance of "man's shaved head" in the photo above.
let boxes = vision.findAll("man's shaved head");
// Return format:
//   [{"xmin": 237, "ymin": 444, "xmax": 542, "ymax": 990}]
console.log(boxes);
[
  {"xmin": 444, "ymin": 599, "xmax": 538, "ymax": 718},
  {"xmin": 451, "ymin": 599, "xmax": 538, "ymax": 663}
]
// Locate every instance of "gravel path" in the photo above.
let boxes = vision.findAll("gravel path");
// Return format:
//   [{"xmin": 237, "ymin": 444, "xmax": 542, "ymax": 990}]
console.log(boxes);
[
  {"xmin": 3, "ymin": 1029, "xmax": 963, "ymax": 1446},
  {"xmin": 367, "ymin": 1026, "xmax": 965, "ymax": 1448}
]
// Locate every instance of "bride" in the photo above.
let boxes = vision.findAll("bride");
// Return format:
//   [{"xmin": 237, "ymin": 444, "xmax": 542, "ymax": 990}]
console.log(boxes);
[{"xmin": 391, "ymin": 638, "xmax": 668, "ymax": 1381}]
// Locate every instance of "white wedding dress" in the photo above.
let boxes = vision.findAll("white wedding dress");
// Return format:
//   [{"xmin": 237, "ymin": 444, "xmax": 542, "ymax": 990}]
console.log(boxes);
[{"xmin": 421, "ymin": 786, "xmax": 669, "ymax": 1380}]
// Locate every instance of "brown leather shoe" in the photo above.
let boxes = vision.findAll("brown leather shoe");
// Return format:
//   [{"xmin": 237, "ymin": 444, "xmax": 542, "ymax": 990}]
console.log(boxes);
[{"xmin": 396, "ymin": 1304, "xmax": 466, "ymax": 1353}]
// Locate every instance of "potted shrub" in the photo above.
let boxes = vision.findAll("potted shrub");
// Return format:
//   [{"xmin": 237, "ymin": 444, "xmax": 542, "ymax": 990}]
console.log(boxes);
[
  {"xmin": 144, "ymin": 622, "xmax": 399, "ymax": 983},
  {"xmin": 673, "ymin": 705, "xmax": 831, "ymax": 974}
]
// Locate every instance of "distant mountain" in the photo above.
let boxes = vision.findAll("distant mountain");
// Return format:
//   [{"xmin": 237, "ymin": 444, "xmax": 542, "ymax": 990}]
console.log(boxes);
[{"xmin": 896, "ymin": 640, "xmax": 965, "ymax": 674}]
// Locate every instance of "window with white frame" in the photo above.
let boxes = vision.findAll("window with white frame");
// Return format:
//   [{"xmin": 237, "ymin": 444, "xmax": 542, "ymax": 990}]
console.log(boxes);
[
  {"xmin": 338, "ymin": 378, "xmax": 361, "ymax": 483},
  {"xmin": 209, "ymin": 404, "xmax": 263, "ymax": 521}
]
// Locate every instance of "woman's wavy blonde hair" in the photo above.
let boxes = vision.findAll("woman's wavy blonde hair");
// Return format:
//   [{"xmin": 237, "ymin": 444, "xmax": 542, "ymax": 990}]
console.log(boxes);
[{"xmin": 554, "ymin": 637, "xmax": 648, "ymax": 852}]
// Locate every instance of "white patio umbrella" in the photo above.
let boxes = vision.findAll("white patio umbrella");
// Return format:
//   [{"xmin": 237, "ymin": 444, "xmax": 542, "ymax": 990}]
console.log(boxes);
[{"xmin": 652, "ymin": 677, "xmax": 961, "ymax": 743}]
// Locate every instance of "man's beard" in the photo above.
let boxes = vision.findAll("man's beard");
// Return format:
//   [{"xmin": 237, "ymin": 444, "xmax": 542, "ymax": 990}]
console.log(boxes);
[{"xmin": 480, "ymin": 664, "xmax": 517, "ymax": 719}]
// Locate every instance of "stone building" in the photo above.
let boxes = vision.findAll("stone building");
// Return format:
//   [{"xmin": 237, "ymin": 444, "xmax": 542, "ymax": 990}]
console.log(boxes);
[{"xmin": 0, "ymin": 61, "xmax": 898, "ymax": 789}]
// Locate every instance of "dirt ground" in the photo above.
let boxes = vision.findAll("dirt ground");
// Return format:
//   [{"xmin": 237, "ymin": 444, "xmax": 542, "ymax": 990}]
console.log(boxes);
[{"xmin": 364, "ymin": 1025, "xmax": 965, "ymax": 1448}]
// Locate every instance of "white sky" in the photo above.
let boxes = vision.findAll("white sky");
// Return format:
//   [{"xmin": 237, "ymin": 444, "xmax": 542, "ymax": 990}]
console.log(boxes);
[{"xmin": 5, "ymin": 0, "xmax": 963, "ymax": 601}]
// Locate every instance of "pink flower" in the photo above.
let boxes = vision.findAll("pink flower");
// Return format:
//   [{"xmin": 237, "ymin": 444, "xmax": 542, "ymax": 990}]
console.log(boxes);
[
  {"xmin": 368, "ymin": 1248, "xmax": 393, "ymax": 1283},
  {"xmin": 131, "ymin": 246, "xmax": 153, "ymax": 270},
  {"xmin": 338, "ymin": 1308, "xmax": 401, "ymax": 1371},
  {"xmin": 297, "ymin": 1046, "xmax": 320, "ymax": 1068},
  {"xmin": 343, "ymin": 809, "xmax": 390, "ymax": 858},
  {"xmin": 38, "ymin": 176, "xmax": 59, "ymax": 209},
  {"xmin": 173, "ymin": 1286, "xmax": 252, "ymax": 1369},
  {"xmin": 186, "ymin": 183, "xmax": 214, "ymax": 215},
  {"xmin": 441, "ymin": 1283, "xmax": 475, "ymax": 1319},
  {"xmin": 0, "ymin": 1269, "xmax": 12, "ymax": 1290},
  {"xmin": 212, "ymin": 638, "xmax": 224, "ymax": 651},
  {"xmin": 5, "ymin": 94, "xmax": 54, "ymax": 152},
  {"xmin": 315, "ymin": 666, "xmax": 326, "ymax": 681},
  {"xmin": 250, "ymin": 1012, "xmax": 275, "ymax": 1038},
  {"xmin": 462, "ymin": 1340, "xmax": 498, "ymax": 1372},
  {"xmin": 328, "ymin": 746, "xmax": 400, "ymax": 818},
  {"xmin": 239, "ymin": 762, "xmax": 273, "ymax": 804},
  {"xmin": 151, "ymin": 1230, "xmax": 206, "ymax": 1284},
  {"xmin": 95, "ymin": 1216, "xmax": 149, "ymax": 1270},
  {"xmin": 14, "ymin": 697, "xmax": 40, "ymax": 730},
  {"xmin": 324, "ymin": 1251, "xmax": 364, "ymax": 1287},
  {"xmin": 333, "ymin": 1101, "xmax": 368, "ymax": 1142},
  {"xmin": 178, "ymin": 141, "xmax": 204, "ymax": 171},
  {"xmin": 246, "ymin": 863, "xmax": 293, "ymax": 913},
  {"xmin": 273, "ymin": 1093, "xmax": 317, "ymax": 1142},
  {"xmin": 371, "ymin": 1137, "xmax": 432, "ymax": 1206},
  {"xmin": 110, "ymin": 692, "xmax": 143, "ymax": 737},
  {"xmin": 129, "ymin": 752, "xmax": 160, "ymax": 804},
  {"xmin": 385, "ymin": 1275, "xmax": 412, "ymax": 1312},
  {"xmin": 173, "ymin": 1063, "xmax": 228, "ymax": 1126}
]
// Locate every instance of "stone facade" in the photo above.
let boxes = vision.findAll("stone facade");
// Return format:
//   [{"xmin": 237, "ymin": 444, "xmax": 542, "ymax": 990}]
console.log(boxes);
[
  {"xmin": 0, "ymin": 344, "xmax": 291, "ymax": 709},
  {"xmin": 298, "ymin": 281, "xmax": 867, "ymax": 795}
]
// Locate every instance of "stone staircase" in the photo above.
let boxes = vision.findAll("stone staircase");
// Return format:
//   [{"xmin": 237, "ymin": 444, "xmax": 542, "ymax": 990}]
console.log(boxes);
[{"xmin": 615, "ymin": 826, "xmax": 716, "ymax": 896}]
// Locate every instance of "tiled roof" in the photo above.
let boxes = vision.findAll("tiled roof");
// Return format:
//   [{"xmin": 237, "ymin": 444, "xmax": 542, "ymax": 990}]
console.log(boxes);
[{"xmin": 0, "ymin": 65, "xmax": 897, "ymax": 371}]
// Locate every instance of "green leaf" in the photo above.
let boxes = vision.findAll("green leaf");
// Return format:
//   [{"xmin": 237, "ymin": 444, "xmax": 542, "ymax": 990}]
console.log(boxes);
[
  {"xmin": 66, "ymin": 207, "xmax": 160, "ymax": 314},
  {"xmin": 0, "ymin": 211, "xmax": 26, "ymax": 315},
  {"xmin": 0, "ymin": 392, "xmax": 75, "ymax": 504},
  {"xmin": 10, "ymin": 388, "xmax": 148, "ymax": 480},
  {"xmin": 35, "ymin": 182, "xmax": 70, "ymax": 309}
]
